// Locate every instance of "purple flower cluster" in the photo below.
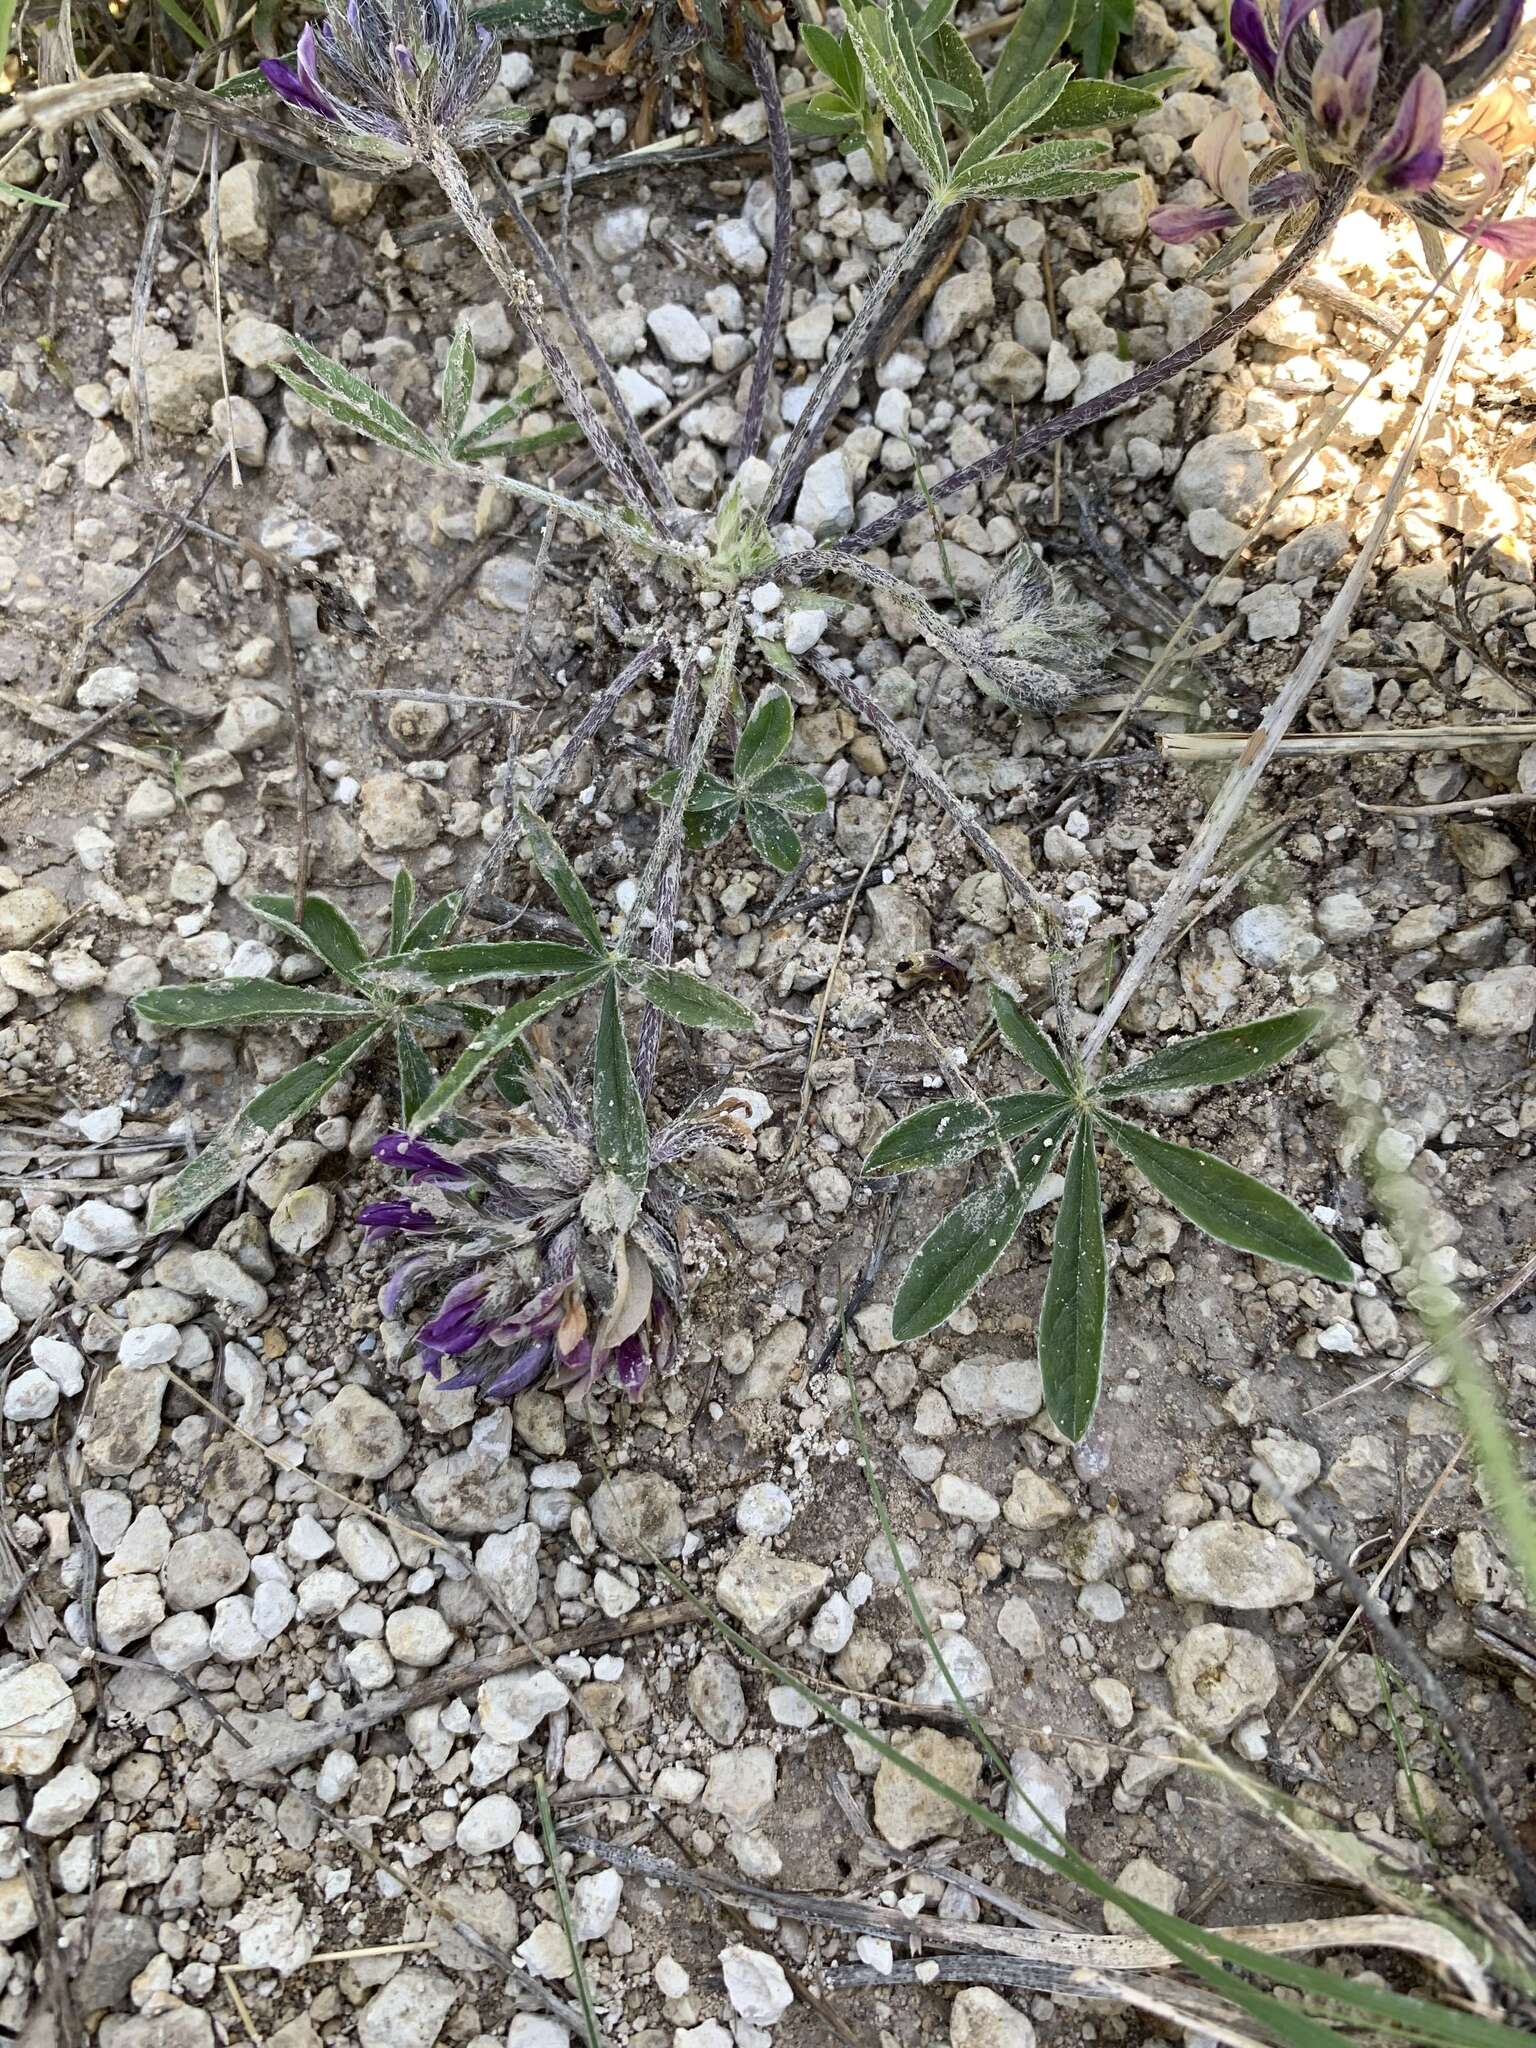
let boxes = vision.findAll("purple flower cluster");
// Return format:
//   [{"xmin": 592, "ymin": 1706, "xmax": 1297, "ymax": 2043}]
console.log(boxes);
[
  {"xmin": 359, "ymin": 1107, "xmax": 688, "ymax": 1405},
  {"xmin": 1150, "ymin": 0, "xmax": 1536, "ymax": 279},
  {"xmin": 260, "ymin": 0, "xmax": 510, "ymax": 160}
]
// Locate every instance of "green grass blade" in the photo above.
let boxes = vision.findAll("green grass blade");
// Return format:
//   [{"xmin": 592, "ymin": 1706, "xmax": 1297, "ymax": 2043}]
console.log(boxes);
[
  {"xmin": 1038, "ymin": 1116, "xmax": 1108, "ymax": 1440},
  {"xmin": 1099, "ymin": 1007, "xmax": 1326, "ymax": 1098},
  {"xmin": 535, "ymin": 1776, "xmax": 605, "ymax": 2048},
  {"xmin": 1098, "ymin": 1112, "xmax": 1352, "ymax": 1282}
]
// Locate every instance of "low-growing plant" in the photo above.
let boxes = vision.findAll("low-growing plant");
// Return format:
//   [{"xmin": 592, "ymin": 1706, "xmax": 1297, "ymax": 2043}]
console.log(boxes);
[
  {"xmin": 648, "ymin": 682, "xmax": 827, "ymax": 873},
  {"xmin": 865, "ymin": 988, "xmax": 1351, "ymax": 1439},
  {"xmin": 132, "ymin": 818, "xmax": 753, "ymax": 1233}
]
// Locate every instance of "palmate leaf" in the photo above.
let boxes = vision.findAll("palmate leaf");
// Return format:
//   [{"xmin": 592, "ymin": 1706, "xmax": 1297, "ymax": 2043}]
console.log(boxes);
[
  {"xmin": 1039, "ymin": 1116, "xmax": 1107, "ymax": 1440},
  {"xmin": 1097, "ymin": 1111, "xmax": 1353, "ymax": 1282},
  {"xmin": 866, "ymin": 1089, "xmax": 1067, "ymax": 1173},
  {"xmin": 1100, "ymin": 1007, "xmax": 1326, "ymax": 1099},
  {"xmin": 990, "ymin": 986, "xmax": 1075, "ymax": 1093},
  {"xmin": 247, "ymin": 892, "xmax": 370, "ymax": 983},
  {"xmin": 147, "ymin": 1020, "xmax": 387, "ymax": 1233},
  {"xmin": 890, "ymin": 1108, "xmax": 1072, "ymax": 1340},
  {"xmin": 987, "ymin": 0, "xmax": 1075, "ymax": 115},
  {"xmin": 133, "ymin": 981, "xmax": 376, "ymax": 1030},
  {"xmin": 733, "ymin": 686, "xmax": 794, "ymax": 786},
  {"xmin": 592, "ymin": 976, "xmax": 649, "ymax": 1193}
]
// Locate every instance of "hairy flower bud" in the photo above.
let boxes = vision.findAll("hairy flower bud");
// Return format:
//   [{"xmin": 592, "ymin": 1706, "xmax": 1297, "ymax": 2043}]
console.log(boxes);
[{"xmin": 957, "ymin": 549, "xmax": 1102, "ymax": 715}]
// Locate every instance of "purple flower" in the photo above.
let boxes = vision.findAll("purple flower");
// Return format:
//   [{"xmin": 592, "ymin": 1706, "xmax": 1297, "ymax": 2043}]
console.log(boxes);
[
  {"xmin": 359, "ymin": 1079, "xmax": 717, "ymax": 1407},
  {"xmin": 1230, "ymin": 0, "xmax": 1279, "ymax": 90},
  {"xmin": 257, "ymin": 0, "xmax": 514, "ymax": 162},
  {"xmin": 1469, "ymin": 216, "xmax": 1536, "ymax": 283},
  {"xmin": 1310, "ymin": 10, "xmax": 1382, "ymax": 143},
  {"xmin": 372, "ymin": 1132, "xmax": 468, "ymax": 1184},
  {"xmin": 1364, "ymin": 66, "xmax": 1447, "ymax": 191}
]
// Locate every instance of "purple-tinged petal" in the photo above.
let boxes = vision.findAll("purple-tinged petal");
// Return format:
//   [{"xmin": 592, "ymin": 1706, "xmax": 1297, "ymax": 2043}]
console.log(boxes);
[
  {"xmin": 1149, "ymin": 200, "xmax": 1243, "ymax": 243},
  {"xmin": 1365, "ymin": 67, "xmax": 1447, "ymax": 193},
  {"xmin": 1230, "ymin": 0, "xmax": 1279, "ymax": 88},
  {"xmin": 381, "ymin": 1251, "xmax": 433, "ymax": 1317},
  {"xmin": 612, "ymin": 1333, "xmax": 648, "ymax": 1394},
  {"xmin": 1310, "ymin": 8, "xmax": 1381, "ymax": 139},
  {"xmin": 1469, "ymin": 216, "xmax": 1536, "ymax": 285},
  {"xmin": 259, "ymin": 55, "xmax": 336, "ymax": 120},
  {"xmin": 358, "ymin": 1198, "xmax": 437, "ymax": 1236},
  {"xmin": 1192, "ymin": 107, "xmax": 1252, "ymax": 214},
  {"xmin": 394, "ymin": 40, "xmax": 416, "ymax": 73},
  {"xmin": 373, "ymin": 1131, "xmax": 469, "ymax": 1183},
  {"xmin": 481, "ymin": 1341, "xmax": 553, "ymax": 1399}
]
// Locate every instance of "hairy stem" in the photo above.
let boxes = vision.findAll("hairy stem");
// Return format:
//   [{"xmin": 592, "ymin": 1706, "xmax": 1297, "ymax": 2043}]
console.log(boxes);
[
  {"xmin": 484, "ymin": 157, "xmax": 680, "ymax": 531},
  {"xmin": 1079, "ymin": 256, "xmax": 1477, "ymax": 1071},
  {"xmin": 736, "ymin": 31, "xmax": 794, "ymax": 470},
  {"xmin": 430, "ymin": 138, "xmax": 663, "ymax": 534},
  {"xmin": 765, "ymin": 200, "xmax": 947, "ymax": 521},
  {"xmin": 620, "ymin": 610, "xmax": 743, "ymax": 958},
  {"xmin": 829, "ymin": 178, "xmax": 1356, "ymax": 556}
]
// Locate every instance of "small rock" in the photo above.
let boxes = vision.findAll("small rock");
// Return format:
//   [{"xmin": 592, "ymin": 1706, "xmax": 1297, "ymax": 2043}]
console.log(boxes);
[
  {"xmin": 1173, "ymin": 430, "xmax": 1271, "ymax": 522},
  {"xmin": 456, "ymin": 1792, "xmax": 520, "ymax": 1854},
  {"xmin": 688, "ymin": 1651, "xmax": 748, "ymax": 1745},
  {"xmin": 647, "ymin": 303, "xmax": 710, "ymax": 365},
  {"xmin": 0, "ymin": 1662, "xmax": 77, "ymax": 1775},
  {"xmin": 1230, "ymin": 903, "xmax": 1320, "ymax": 972},
  {"xmin": 83, "ymin": 1365, "xmax": 166, "ymax": 1476},
  {"xmin": 1003, "ymin": 1747, "xmax": 1072, "ymax": 1869},
  {"xmin": 1102, "ymin": 1855, "xmax": 1186, "ymax": 1935},
  {"xmin": 218, "ymin": 160, "xmax": 272, "ymax": 259},
  {"xmin": 703, "ymin": 1744, "xmax": 777, "ymax": 1829},
  {"xmin": 793, "ymin": 450, "xmax": 855, "ymax": 539},
  {"xmin": 1003, "ymin": 1468, "xmax": 1072, "ymax": 1532},
  {"xmin": 1165, "ymin": 1522, "xmax": 1316, "ymax": 1609},
  {"xmin": 872, "ymin": 1728, "xmax": 982, "ymax": 1850},
  {"xmin": 2, "ymin": 1243, "xmax": 66, "ymax": 1318},
  {"xmin": 721, "ymin": 1945, "xmax": 793, "ymax": 2027},
  {"xmin": 359, "ymin": 772, "xmax": 440, "ymax": 853},
  {"xmin": 0, "ymin": 887, "xmax": 65, "ymax": 950},
  {"xmin": 306, "ymin": 1384, "xmax": 407, "ymax": 1479},
  {"xmin": 717, "ymin": 1539, "xmax": 829, "ymax": 1641},
  {"xmin": 478, "ymin": 1667, "xmax": 570, "ymax": 1744},
  {"xmin": 941, "ymin": 1354, "xmax": 1042, "ymax": 1425},
  {"xmin": 1457, "ymin": 966, "xmax": 1536, "ymax": 1039},
  {"xmin": 27, "ymin": 1762, "xmax": 102, "ymax": 1838},
  {"xmin": 591, "ymin": 1470, "xmax": 685, "ymax": 1559},
  {"xmin": 1166, "ymin": 1623, "xmax": 1278, "ymax": 1736},
  {"xmin": 165, "ymin": 1528, "xmax": 251, "ymax": 1611},
  {"xmin": 593, "ymin": 205, "xmax": 650, "ymax": 262},
  {"xmin": 924, "ymin": 268, "xmax": 994, "ymax": 349},
  {"xmin": 357, "ymin": 1968, "xmax": 457, "ymax": 2048},
  {"xmin": 950, "ymin": 1986, "xmax": 1036, "ymax": 2048}
]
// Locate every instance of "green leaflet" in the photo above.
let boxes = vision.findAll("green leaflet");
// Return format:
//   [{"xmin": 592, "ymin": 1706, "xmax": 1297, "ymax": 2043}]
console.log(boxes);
[
  {"xmin": 519, "ymin": 805, "xmax": 607, "ymax": 952},
  {"xmin": 988, "ymin": 0, "xmax": 1076, "ymax": 114},
  {"xmin": 1098, "ymin": 1112, "xmax": 1353, "ymax": 1282},
  {"xmin": 371, "ymin": 940, "xmax": 603, "ymax": 989},
  {"xmin": 592, "ymin": 977, "xmax": 650, "ymax": 1193},
  {"xmin": 440, "ymin": 324, "xmax": 477, "ymax": 446},
  {"xmin": 408, "ymin": 973, "xmax": 603, "ymax": 1131},
  {"xmin": 146, "ymin": 1021, "xmax": 386, "ymax": 1234},
  {"xmin": 732, "ymin": 686, "xmax": 794, "ymax": 786},
  {"xmin": 133, "ymin": 981, "xmax": 374, "ymax": 1030},
  {"xmin": 989, "ymin": 985, "xmax": 1075, "ymax": 1093},
  {"xmin": 1039, "ymin": 1117, "xmax": 1107, "ymax": 1440},
  {"xmin": 246, "ymin": 891, "xmax": 369, "ymax": 983},
  {"xmin": 1100, "ymin": 1007, "xmax": 1326, "ymax": 1098},
  {"xmin": 621, "ymin": 964, "xmax": 757, "ymax": 1033},
  {"xmin": 865, "ymin": 1090, "xmax": 1067, "ymax": 1173}
]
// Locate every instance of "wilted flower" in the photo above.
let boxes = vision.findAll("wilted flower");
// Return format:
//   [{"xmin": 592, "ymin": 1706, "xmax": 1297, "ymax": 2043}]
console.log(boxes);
[
  {"xmin": 260, "ymin": 0, "xmax": 519, "ymax": 162},
  {"xmin": 1150, "ymin": 0, "xmax": 1533, "ymax": 277},
  {"xmin": 360, "ymin": 1068, "xmax": 735, "ymax": 1403},
  {"xmin": 956, "ymin": 547, "xmax": 1102, "ymax": 714}
]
